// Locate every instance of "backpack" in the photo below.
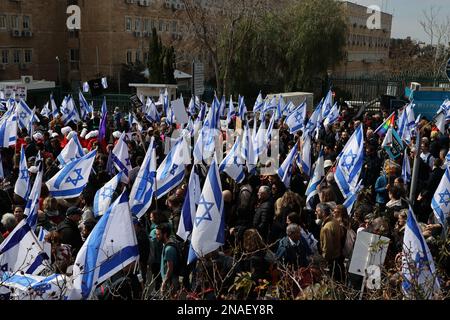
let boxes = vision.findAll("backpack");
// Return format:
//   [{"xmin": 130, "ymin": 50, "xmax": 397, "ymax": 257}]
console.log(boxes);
[
  {"xmin": 342, "ymin": 228, "xmax": 357, "ymax": 259},
  {"xmin": 165, "ymin": 237, "xmax": 189, "ymax": 276}
]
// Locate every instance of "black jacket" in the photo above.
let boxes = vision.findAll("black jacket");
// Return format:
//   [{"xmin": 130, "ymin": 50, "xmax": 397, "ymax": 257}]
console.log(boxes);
[
  {"xmin": 422, "ymin": 167, "xmax": 445, "ymax": 202},
  {"xmin": 275, "ymin": 236, "xmax": 311, "ymax": 269},
  {"xmin": 253, "ymin": 200, "xmax": 274, "ymax": 241},
  {"xmin": 57, "ymin": 218, "xmax": 83, "ymax": 255}
]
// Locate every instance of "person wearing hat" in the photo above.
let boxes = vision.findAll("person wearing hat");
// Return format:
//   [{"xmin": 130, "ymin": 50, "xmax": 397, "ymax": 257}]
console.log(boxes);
[
  {"xmin": 56, "ymin": 206, "xmax": 84, "ymax": 255},
  {"xmin": 60, "ymin": 126, "xmax": 72, "ymax": 148}
]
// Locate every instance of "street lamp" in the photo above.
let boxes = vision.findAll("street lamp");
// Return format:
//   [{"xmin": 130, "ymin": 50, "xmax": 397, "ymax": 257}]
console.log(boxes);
[{"xmin": 56, "ymin": 56, "xmax": 61, "ymax": 87}]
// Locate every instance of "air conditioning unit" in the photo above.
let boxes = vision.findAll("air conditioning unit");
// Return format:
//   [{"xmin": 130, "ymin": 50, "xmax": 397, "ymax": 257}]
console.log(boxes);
[
  {"xmin": 22, "ymin": 30, "xmax": 33, "ymax": 37},
  {"xmin": 11, "ymin": 29, "xmax": 21, "ymax": 37},
  {"xmin": 134, "ymin": 31, "xmax": 142, "ymax": 37},
  {"xmin": 21, "ymin": 75, "xmax": 33, "ymax": 83},
  {"xmin": 0, "ymin": 64, "xmax": 6, "ymax": 71},
  {"xmin": 410, "ymin": 82, "xmax": 421, "ymax": 91}
]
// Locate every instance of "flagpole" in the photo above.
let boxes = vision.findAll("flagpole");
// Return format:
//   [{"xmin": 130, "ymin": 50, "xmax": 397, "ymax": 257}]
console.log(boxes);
[{"xmin": 409, "ymin": 135, "xmax": 421, "ymax": 205}]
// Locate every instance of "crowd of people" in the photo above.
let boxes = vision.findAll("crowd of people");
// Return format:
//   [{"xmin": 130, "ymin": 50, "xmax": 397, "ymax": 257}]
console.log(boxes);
[{"xmin": 0, "ymin": 95, "xmax": 449, "ymax": 300}]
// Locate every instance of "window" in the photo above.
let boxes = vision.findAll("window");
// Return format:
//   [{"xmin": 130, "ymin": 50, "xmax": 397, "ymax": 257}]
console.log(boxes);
[
  {"xmin": 0, "ymin": 15, "xmax": 6, "ymax": 29},
  {"xmin": 69, "ymin": 49, "xmax": 79, "ymax": 61},
  {"xmin": 23, "ymin": 16, "xmax": 30, "ymax": 30},
  {"xmin": 125, "ymin": 17, "xmax": 132, "ymax": 32},
  {"xmin": 144, "ymin": 52, "xmax": 149, "ymax": 63},
  {"xmin": 1, "ymin": 50, "xmax": 8, "ymax": 64},
  {"xmin": 69, "ymin": 30, "xmax": 79, "ymax": 38},
  {"xmin": 24, "ymin": 49, "xmax": 32, "ymax": 63},
  {"xmin": 135, "ymin": 18, "xmax": 141, "ymax": 31},
  {"xmin": 126, "ymin": 50, "xmax": 132, "ymax": 64},
  {"xmin": 159, "ymin": 20, "xmax": 163, "ymax": 32},
  {"xmin": 144, "ymin": 19, "xmax": 150, "ymax": 32},
  {"xmin": 136, "ymin": 50, "xmax": 141, "ymax": 62},
  {"xmin": 11, "ymin": 16, "xmax": 19, "ymax": 29},
  {"xmin": 151, "ymin": 20, "xmax": 156, "ymax": 29},
  {"xmin": 165, "ymin": 22, "xmax": 169, "ymax": 32},
  {"xmin": 13, "ymin": 50, "xmax": 21, "ymax": 63}
]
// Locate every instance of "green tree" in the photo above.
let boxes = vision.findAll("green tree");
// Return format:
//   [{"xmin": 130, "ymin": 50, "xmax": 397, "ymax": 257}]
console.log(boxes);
[{"xmin": 148, "ymin": 27, "xmax": 163, "ymax": 83}]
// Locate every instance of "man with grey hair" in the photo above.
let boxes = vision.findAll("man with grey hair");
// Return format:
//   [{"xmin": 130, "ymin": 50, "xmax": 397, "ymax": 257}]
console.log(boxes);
[
  {"xmin": 276, "ymin": 223, "xmax": 311, "ymax": 269},
  {"xmin": 253, "ymin": 185, "xmax": 274, "ymax": 241},
  {"xmin": 1, "ymin": 213, "xmax": 17, "ymax": 239},
  {"xmin": 315, "ymin": 202, "xmax": 344, "ymax": 281}
]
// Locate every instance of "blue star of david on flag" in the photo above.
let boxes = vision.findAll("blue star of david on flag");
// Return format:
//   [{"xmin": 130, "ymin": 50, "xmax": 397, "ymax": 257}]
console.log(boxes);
[
  {"xmin": 294, "ymin": 111, "xmax": 304, "ymax": 123},
  {"xmin": 20, "ymin": 168, "xmax": 29, "ymax": 180},
  {"xmin": 342, "ymin": 150, "xmax": 357, "ymax": 171},
  {"xmin": 195, "ymin": 195, "xmax": 214, "ymax": 227},
  {"xmin": 100, "ymin": 186, "xmax": 115, "ymax": 201},
  {"xmin": 170, "ymin": 164, "xmax": 179, "ymax": 175},
  {"xmin": 125, "ymin": 158, "xmax": 131, "ymax": 166},
  {"xmin": 66, "ymin": 168, "xmax": 84, "ymax": 187},
  {"xmin": 19, "ymin": 111, "xmax": 28, "ymax": 120},
  {"xmin": 438, "ymin": 189, "xmax": 450, "ymax": 206}
]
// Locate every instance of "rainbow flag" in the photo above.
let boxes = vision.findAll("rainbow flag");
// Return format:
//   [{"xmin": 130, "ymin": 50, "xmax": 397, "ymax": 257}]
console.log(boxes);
[{"xmin": 374, "ymin": 112, "xmax": 395, "ymax": 137}]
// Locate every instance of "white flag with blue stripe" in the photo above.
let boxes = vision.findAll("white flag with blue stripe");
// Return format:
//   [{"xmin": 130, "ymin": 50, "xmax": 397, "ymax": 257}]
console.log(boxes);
[
  {"xmin": 277, "ymin": 142, "xmax": 298, "ymax": 189},
  {"xmin": 0, "ymin": 272, "xmax": 69, "ymax": 300},
  {"xmin": 306, "ymin": 149, "xmax": 324, "ymax": 210},
  {"xmin": 144, "ymin": 97, "xmax": 160, "ymax": 123},
  {"xmin": 68, "ymin": 191, "xmax": 139, "ymax": 300},
  {"xmin": 402, "ymin": 154, "xmax": 411, "ymax": 184},
  {"xmin": 57, "ymin": 134, "xmax": 84, "ymax": 166},
  {"xmin": 155, "ymin": 136, "xmax": 189, "ymax": 199},
  {"xmin": 40, "ymin": 102, "xmax": 51, "ymax": 118},
  {"xmin": 14, "ymin": 145, "xmax": 30, "ymax": 200},
  {"xmin": 178, "ymin": 166, "xmax": 202, "ymax": 241},
  {"xmin": 323, "ymin": 102, "xmax": 340, "ymax": 127},
  {"xmin": 398, "ymin": 103, "xmax": 415, "ymax": 144},
  {"xmin": 94, "ymin": 172, "xmax": 123, "ymax": 218},
  {"xmin": 285, "ymin": 101, "xmax": 306, "ymax": 134},
  {"xmin": 343, "ymin": 179, "xmax": 363, "ymax": 215},
  {"xmin": 46, "ymin": 149, "xmax": 97, "ymax": 199},
  {"xmin": 16, "ymin": 99, "xmax": 33, "ymax": 131},
  {"xmin": 79, "ymin": 91, "xmax": 93, "ymax": 120},
  {"xmin": 402, "ymin": 206, "xmax": 440, "ymax": 299},
  {"xmin": 24, "ymin": 160, "xmax": 44, "ymax": 231},
  {"xmin": 253, "ymin": 92, "xmax": 264, "ymax": 113},
  {"xmin": 0, "ymin": 219, "xmax": 49, "ymax": 276},
  {"xmin": 188, "ymin": 157, "xmax": 225, "ymax": 264},
  {"xmin": 50, "ymin": 94, "xmax": 59, "ymax": 118},
  {"xmin": 226, "ymin": 96, "xmax": 235, "ymax": 124},
  {"xmin": 304, "ymin": 99, "xmax": 323, "ymax": 136},
  {"xmin": 0, "ymin": 107, "xmax": 17, "ymax": 148},
  {"xmin": 431, "ymin": 166, "xmax": 450, "ymax": 227},
  {"xmin": 60, "ymin": 96, "xmax": 81, "ymax": 125},
  {"xmin": 219, "ymin": 134, "xmax": 245, "ymax": 183},
  {"xmin": 335, "ymin": 125, "xmax": 364, "ymax": 199},
  {"xmin": 299, "ymin": 134, "xmax": 312, "ymax": 177},
  {"xmin": 242, "ymin": 122, "xmax": 258, "ymax": 174},
  {"xmin": 112, "ymin": 132, "xmax": 132, "ymax": 181},
  {"xmin": 321, "ymin": 90, "xmax": 333, "ymax": 120},
  {"xmin": 237, "ymin": 95, "xmax": 247, "ymax": 120},
  {"xmin": 129, "ymin": 138, "xmax": 156, "ymax": 218}
]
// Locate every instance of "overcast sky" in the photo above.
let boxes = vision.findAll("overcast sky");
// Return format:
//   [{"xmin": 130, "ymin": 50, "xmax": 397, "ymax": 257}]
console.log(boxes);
[{"xmin": 343, "ymin": 0, "xmax": 450, "ymax": 43}]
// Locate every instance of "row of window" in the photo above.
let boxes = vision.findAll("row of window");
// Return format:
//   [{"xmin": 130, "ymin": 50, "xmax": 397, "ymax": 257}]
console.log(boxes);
[
  {"xmin": 348, "ymin": 34, "xmax": 389, "ymax": 48},
  {"xmin": 126, "ymin": 49, "xmax": 150, "ymax": 64},
  {"xmin": 125, "ymin": 17, "xmax": 178, "ymax": 33},
  {"xmin": 1, "ymin": 49, "xmax": 32, "ymax": 64},
  {"xmin": 0, "ymin": 14, "xmax": 31, "ymax": 30}
]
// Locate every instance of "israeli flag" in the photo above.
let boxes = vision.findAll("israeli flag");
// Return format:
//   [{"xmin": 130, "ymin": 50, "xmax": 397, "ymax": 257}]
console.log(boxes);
[
  {"xmin": 50, "ymin": 94, "xmax": 59, "ymax": 118},
  {"xmin": 226, "ymin": 96, "xmax": 235, "ymax": 124},
  {"xmin": 193, "ymin": 125, "xmax": 219, "ymax": 164},
  {"xmin": 321, "ymin": 90, "xmax": 333, "ymax": 120},
  {"xmin": 68, "ymin": 191, "xmax": 139, "ymax": 300},
  {"xmin": 285, "ymin": 101, "xmax": 306, "ymax": 134},
  {"xmin": 144, "ymin": 98, "xmax": 160, "ymax": 123},
  {"xmin": 402, "ymin": 154, "xmax": 411, "ymax": 184},
  {"xmin": 16, "ymin": 99, "xmax": 33, "ymax": 130},
  {"xmin": 101, "ymin": 77, "xmax": 108, "ymax": 89},
  {"xmin": 435, "ymin": 111, "xmax": 446, "ymax": 135},
  {"xmin": 129, "ymin": 138, "xmax": 156, "ymax": 218},
  {"xmin": 254, "ymin": 117, "xmax": 267, "ymax": 156},
  {"xmin": 431, "ymin": 166, "xmax": 450, "ymax": 227},
  {"xmin": 0, "ymin": 219, "xmax": 49, "ymax": 276},
  {"xmin": 188, "ymin": 96, "xmax": 197, "ymax": 116},
  {"xmin": 299, "ymin": 134, "xmax": 312, "ymax": 177},
  {"xmin": 242, "ymin": 122, "xmax": 258, "ymax": 174},
  {"xmin": 46, "ymin": 149, "xmax": 97, "ymax": 199},
  {"xmin": 94, "ymin": 172, "xmax": 123, "ymax": 218},
  {"xmin": 24, "ymin": 161, "xmax": 44, "ymax": 231},
  {"xmin": 40, "ymin": 102, "xmax": 51, "ymax": 118},
  {"xmin": 219, "ymin": 134, "xmax": 245, "ymax": 183},
  {"xmin": 155, "ymin": 136, "xmax": 189, "ymax": 199},
  {"xmin": 57, "ymin": 134, "xmax": 84, "ymax": 166},
  {"xmin": 323, "ymin": 102, "xmax": 340, "ymax": 127},
  {"xmin": 129, "ymin": 112, "xmax": 143, "ymax": 132},
  {"xmin": 278, "ymin": 142, "xmax": 298, "ymax": 189},
  {"xmin": 402, "ymin": 207, "xmax": 440, "ymax": 299},
  {"xmin": 188, "ymin": 157, "xmax": 225, "ymax": 264},
  {"xmin": 0, "ymin": 152, "xmax": 4, "ymax": 179},
  {"xmin": 1, "ymin": 272, "xmax": 69, "ymax": 300},
  {"xmin": 178, "ymin": 166, "xmax": 202, "ymax": 241},
  {"xmin": 112, "ymin": 132, "xmax": 132, "ymax": 181},
  {"xmin": 335, "ymin": 125, "xmax": 364, "ymax": 199},
  {"xmin": 398, "ymin": 103, "xmax": 415, "ymax": 144},
  {"xmin": 276, "ymin": 95, "xmax": 286, "ymax": 120},
  {"xmin": 0, "ymin": 107, "xmax": 17, "ymax": 148},
  {"xmin": 219, "ymin": 95, "xmax": 227, "ymax": 117},
  {"xmin": 343, "ymin": 179, "xmax": 363, "ymax": 215},
  {"xmin": 263, "ymin": 96, "xmax": 277, "ymax": 113},
  {"xmin": 61, "ymin": 95, "xmax": 81, "ymax": 125},
  {"xmin": 237, "ymin": 95, "xmax": 247, "ymax": 120},
  {"xmin": 253, "ymin": 92, "xmax": 264, "ymax": 113},
  {"xmin": 79, "ymin": 91, "xmax": 93, "ymax": 120},
  {"xmin": 14, "ymin": 145, "xmax": 30, "ymax": 200},
  {"xmin": 306, "ymin": 149, "xmax": 324, "ymax": 210},
  {"xmin": 265, "ymin": 113, "xmax": 276, "ymax": 146},
  {"xmin": 304, "ymin": 99, "xmax": 323, "ymax": 136}
]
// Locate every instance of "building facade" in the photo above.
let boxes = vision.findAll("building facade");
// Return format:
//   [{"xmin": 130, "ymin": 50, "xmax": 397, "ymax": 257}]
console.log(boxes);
[{"xmin": 334, "ymin": 1, "xmax": 393, "ymax": 78}]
